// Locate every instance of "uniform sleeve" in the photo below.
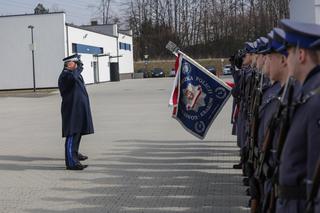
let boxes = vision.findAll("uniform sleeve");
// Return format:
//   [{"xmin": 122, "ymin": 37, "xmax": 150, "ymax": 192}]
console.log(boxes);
[
  {"xmin": 231, "ymin": 75, "xmax": 242, "ymax": 100},
  {"xmin": 306, "ymin": 97, "xmax": 320, "ymax": 190},
  {"xmin": 59, "ymin": 71, "xmax": 76, "ymax": 93},
  {"xmin": 74, "ymin": 65, "xmax": 84, "ymax": 76}
]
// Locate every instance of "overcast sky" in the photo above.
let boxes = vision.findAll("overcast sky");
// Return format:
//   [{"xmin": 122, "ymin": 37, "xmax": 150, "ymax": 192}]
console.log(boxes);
[{"xmin": 0, "ymin": 0, "xmax": 128, "ymax": 25}]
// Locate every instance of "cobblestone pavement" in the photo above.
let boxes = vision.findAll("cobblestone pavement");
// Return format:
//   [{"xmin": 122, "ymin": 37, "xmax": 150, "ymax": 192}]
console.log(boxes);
[{"xmin": 0, "ymin": 78, "xmax": 249, "ymax": 213}]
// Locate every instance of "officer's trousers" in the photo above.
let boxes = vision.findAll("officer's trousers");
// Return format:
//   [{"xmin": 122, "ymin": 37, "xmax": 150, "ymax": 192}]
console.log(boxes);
[{"xmin": 65, "ymin": 133, "xmax": 82, "ymax": 167}]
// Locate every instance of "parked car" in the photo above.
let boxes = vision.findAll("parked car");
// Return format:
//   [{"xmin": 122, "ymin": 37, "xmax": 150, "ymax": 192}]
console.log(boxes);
[
  {"xmin": 151, "ymin": 68, "xmax": 165, "ymax": 77},
  {"xmin": 206, "ymin": 66, "xmax": 216, "ymax": 75},
  {"xmin": 136, "ymin": 69, "xmax": 148, "ymax": 78},
  {"xmin": 169, "ymin": 68, "xmax": 176, "ymax": 77},
  {"xmin": 223, "ymin": 64, "xmax": 232, "ymax": 75}
]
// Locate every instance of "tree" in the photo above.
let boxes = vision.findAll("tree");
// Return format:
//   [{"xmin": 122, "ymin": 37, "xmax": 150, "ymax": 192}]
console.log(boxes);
[
  {"xmin": 34, "ymin": 3, "xmax": 49, "ymax": 14},
  {"xmin": 98, "ymin": 0, "xmax": 112, "ymax": 24},
  {"xmin": 126, "ymin": 0, "xmax": 290, "ymax": 60}
]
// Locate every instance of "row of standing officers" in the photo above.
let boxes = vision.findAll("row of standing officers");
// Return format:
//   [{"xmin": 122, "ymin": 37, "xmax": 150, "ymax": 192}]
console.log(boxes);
[{"xmin": 230, "ymin": 19, "xmax": 320, "ymax": 213}]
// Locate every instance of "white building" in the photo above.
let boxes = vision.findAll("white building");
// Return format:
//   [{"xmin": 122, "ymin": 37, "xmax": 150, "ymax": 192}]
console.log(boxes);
[
  {"xmin": 289, "ymin": 0, "xmax": 320, "ymax": 24},
  {"xmin": 0, "ymin": 12, "xmax": 134, "ymax": 90}
]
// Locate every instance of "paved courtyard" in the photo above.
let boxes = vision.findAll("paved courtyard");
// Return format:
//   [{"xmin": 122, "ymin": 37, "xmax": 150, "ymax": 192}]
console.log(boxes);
[{"xmin": 0, "ymin": 78, "xmax": 249, "ymax": 213}]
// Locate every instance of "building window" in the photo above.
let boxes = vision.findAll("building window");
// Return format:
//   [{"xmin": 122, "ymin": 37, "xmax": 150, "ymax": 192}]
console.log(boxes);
[
  {"xmin": 119, "ymin": 42, "xmax": 131, "ymax": 51},
  {"xmin": 71, "ymin": 43, "xmax": 103, "ymax": 55}
]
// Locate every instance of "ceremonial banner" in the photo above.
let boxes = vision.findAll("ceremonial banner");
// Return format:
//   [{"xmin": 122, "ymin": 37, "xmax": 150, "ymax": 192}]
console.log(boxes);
[{"xmin": 169, "ymin": 53, "xmax": 231, "ymax": 139}]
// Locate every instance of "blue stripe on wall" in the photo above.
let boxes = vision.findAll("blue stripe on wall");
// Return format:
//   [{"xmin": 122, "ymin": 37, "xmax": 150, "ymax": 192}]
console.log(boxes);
[{"xmin": 73, "ymin": 43, "xmax": 103, "ymax": 55}]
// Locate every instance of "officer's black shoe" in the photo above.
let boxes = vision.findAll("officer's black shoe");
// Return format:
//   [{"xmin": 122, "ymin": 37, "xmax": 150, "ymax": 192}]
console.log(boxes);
[
  {"xmin": 233, "ymin": 163, "xmax": 242, "ymax": 169},
  {"xmin": 78, "ymin": 153, "xmax": 88, "ymax": 161},
  {"xmin": 66, "ymin": 163, "xmax": 88, "ymax": 170},
  {"xmin": 243, "ymin": 177, "xmax": 249, "ymax": 186}
]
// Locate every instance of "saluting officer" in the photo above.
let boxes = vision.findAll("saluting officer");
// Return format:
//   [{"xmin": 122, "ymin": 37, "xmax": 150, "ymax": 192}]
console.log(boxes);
[
  {"xmin": 275, "ymin": 19, "xmax": 320, "ymax": 213},
  {"xmin": 58, "ymin": 54, "xmax": 94, "ymax": 170}
]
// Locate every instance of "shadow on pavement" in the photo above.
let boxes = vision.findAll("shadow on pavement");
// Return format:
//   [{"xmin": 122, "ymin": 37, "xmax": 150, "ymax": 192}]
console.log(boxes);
[
  {"xmin": 0, "ymin": 90, "xmax": 58, "ymax": 98},
  {"xmin": 26, "ymin": 140, "xmax": 249, "ymax": 213},
  {"xmin": 0, "ymin": 155, "xmax": 64, "ymax": 171},
  {"xmin": 0, "ymin": 155, "xmax": 63, "ymax": 162}
]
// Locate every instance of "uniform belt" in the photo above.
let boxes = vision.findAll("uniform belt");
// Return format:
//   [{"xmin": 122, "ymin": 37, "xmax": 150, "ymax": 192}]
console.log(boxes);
[{"xmin": 278, "ymin": 184, "xmax": 307, "ymax": 200}]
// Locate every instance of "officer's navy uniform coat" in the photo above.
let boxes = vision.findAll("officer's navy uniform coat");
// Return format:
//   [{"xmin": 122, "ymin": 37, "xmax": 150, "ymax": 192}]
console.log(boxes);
[
  {"xmin": 58, "ymin": 67, "xmax": 94, "ymax": 137},
  {"xmin": 257, "ymin": 81, "xmax": 280, "ymax": 148},
  {"xmin": 231, "ymin": 67, "xmax": 241, "ymax": 135},
  {"xmin": 277, "ymin": 66, "xmax": 320, "ymax": 213},
  {"xmin": 237, "ymin": 66, "xmax": 253, "ymax": 149}
]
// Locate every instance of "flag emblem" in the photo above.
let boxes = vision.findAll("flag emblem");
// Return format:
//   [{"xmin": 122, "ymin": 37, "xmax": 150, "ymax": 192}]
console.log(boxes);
[
  {"xmin": 183, "ymin": 83, "xmax": 206, "ymax": 112},
  {"xmin": 170, "ymin": 54, "xmax": 231, "ymax": 139}
]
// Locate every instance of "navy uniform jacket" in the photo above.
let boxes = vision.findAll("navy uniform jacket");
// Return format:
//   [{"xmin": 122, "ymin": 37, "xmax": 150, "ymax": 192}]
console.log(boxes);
[
  {"xmin": 256, "ymin": 80, "xmax": 300, "ymax": 182},
  {"xmin": 278, "ymin": 66, "xmax": 320, "ymax": 212},
  {"xmin": 58, "ymin": 66, "xmax": 94, "ymax": 137},
  {"xmin": 269, "ymin": 80, "xmax": 301, "ymax": 169},
  {"xmin": 316, "ymin": 185, "xmax": 320, "ymax": 213},
  {"xmin": 235, "ymin": 67, "xmax": 246, "ymax": 147},
  {"xmin": 237, "ymin": 66, "xmax": 254, "ymax": 149},
  {"xmin": 231, "ymin": 67, "xmax": 241, "ymax": 135},
  {"xmin": 257, "ymin": 81, "xmax": 281, "ymax": 149},
  {"xmin": 231, "ymin": 67, "xmax": 242, "ymax": 102}
]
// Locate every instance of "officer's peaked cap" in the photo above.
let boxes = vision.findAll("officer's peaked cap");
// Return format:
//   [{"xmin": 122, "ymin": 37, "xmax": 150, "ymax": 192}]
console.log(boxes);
[
  {"xmin": 262, "ymin": 28, "xmax": 287, "ymax": 56},
  {"xmin": 310, "ymin": 39, "xmax": 320, "ymax": 49},
  {"xmin": 279, "ymin": 19, "xmax": 320, "ymax": 49},
  {"xmin": 244, "ymin": 42, "xmax": 256, "ymax": 53},
  {"xmin": 272, "ymin": 28, "xmax": 287, "ymax": 55},
  {"xmin": 63, "ymin": 54, "xmax": 81, "ymax": 63},
  {"xmin": 256, "ymin": 37, "xmax": 269, "ymax": 54}
]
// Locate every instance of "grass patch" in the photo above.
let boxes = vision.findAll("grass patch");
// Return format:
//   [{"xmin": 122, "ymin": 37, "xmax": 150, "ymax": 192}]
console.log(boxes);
[{"xmin": 134, "ymin": 58, "xmax": 229, "ymax": 76}]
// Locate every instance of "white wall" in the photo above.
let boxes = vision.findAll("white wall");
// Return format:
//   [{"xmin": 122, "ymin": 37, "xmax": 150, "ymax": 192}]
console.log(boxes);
[
  {"xmin": 315, "ymin": 0, "xmax": 320, "ymax": 24},
  {"xmin": 67, "ymin": 26, "xmax": 118, "ymax": 83},
  {"xmin": 0, "ymin": 13, "xmax": 66, "ymax": 90},
  {"xmin": 290, "ymin": 0, "xmax": 315, "ymax": 23},
  {"xmin": 118, "ymin": 33, "xmax": 134, "ymax": 74}
]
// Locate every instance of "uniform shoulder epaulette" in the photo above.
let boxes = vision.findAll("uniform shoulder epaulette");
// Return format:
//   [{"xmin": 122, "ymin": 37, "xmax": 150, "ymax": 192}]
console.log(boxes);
[{"xmin": 300, "ymin": 86, "xmax": 320, "ymax": 104}]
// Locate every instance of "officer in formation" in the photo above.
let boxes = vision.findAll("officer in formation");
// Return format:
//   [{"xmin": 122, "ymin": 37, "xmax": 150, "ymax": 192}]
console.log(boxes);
[
  {"xmin": 58, "ymin": 54, "xmax": 94, "ymax": 170},
  {"xmin": 230, "ymin": 19, "xmax": 320, "ymax": 213}
]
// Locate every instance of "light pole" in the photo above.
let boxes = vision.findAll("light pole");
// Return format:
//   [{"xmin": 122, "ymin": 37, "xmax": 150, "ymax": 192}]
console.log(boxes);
[
  {"xmin": 28, "ymin": 25, "xmax": 36, "ymax": 92},
  {"xmin": 144, "ymin": 54, "xmax": 149, "ymax": 76}
]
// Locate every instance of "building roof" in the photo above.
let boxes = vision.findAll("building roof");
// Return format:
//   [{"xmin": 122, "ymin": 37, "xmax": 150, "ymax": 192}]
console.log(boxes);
[
  {"xmin": 81, "ymin": 23, "xmax": 133, "ymax": 37},
  {"xmin": 118, "ymin": 30, "xmax": 133, "ymax": 37},
  {"xmin": 66, "ymin": 23, "xmax": 118, "ymax": 39},
  {"xmin": 0, "ymin": 12, "xmax": 132, "ymax": 38},
  {"xmin": 0, "ymin": 12, "xmax": 65, "ymax": 18}
]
